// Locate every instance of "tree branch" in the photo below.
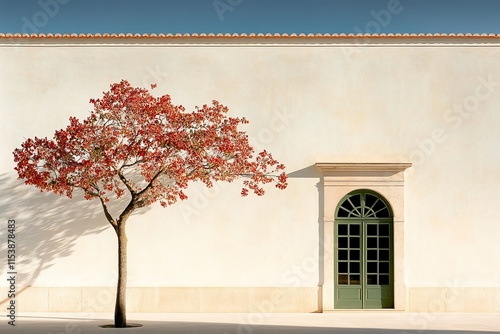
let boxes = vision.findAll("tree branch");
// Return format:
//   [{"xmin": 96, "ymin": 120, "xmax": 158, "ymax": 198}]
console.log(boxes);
[
  {"xmin": 135, "ymin": 166, "xmax": 167, "ymax": 200},
  {"xmin": 117, "ymin": 198, "xmax": 137, "ymax": 230},
  {"xmin": 98, "ymin": 195, "xmax": 118, "ymax": 231},
  {"xmin": 76, "ymin": 185, "xmax": 118, "ymax": 230},
  {"xmin": 120, "ymin": 159, "xmax": 144, "ymax": 169},
  {"xmin": 116, "ymin": 167, "xmax": 136, "ymax": 196}
]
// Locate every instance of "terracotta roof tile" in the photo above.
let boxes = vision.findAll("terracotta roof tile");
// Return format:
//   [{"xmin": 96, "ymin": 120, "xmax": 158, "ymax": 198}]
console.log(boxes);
[{"xmin": 0, "ymin": 32, "xmax": 499, "ymax": 39}]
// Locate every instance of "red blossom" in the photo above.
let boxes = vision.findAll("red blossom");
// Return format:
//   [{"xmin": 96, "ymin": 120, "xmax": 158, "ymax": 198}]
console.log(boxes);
[{"xmin": 13, "ymin": 80, "xmax": 288, "ymax": 212}]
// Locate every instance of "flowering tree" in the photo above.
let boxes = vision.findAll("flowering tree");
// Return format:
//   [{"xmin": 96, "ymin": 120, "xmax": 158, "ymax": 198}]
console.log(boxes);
[{"xmin": 13, "ymin": 80, "xmax": 287, "ymax": 328}]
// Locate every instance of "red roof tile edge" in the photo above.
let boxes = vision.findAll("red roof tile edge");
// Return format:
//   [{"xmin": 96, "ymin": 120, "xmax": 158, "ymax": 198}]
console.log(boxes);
[{"xmin": 0, "ymin": 32, "xmax": 499, "ymax": 39}]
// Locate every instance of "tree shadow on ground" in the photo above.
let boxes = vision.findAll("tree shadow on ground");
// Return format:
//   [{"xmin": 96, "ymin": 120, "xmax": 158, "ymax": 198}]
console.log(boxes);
[
  {"xmin": 3, "ymin": 318, "xmax": 499, "ymax": 334},
  {"xmin": 0, "ymin": 172, "xmax": 150, "ymax": 304}
]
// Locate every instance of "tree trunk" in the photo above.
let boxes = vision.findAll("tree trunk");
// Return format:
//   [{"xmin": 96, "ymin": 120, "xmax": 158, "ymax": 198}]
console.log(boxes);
[{"xmin": 114, "ymin": 223, "xmax": 128, "ymax": 328}]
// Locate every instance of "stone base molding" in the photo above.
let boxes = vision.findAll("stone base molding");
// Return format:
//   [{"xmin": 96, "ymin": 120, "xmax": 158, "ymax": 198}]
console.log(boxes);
[
  {"xmin": 0, "ymin": 287, "xmax": 320, "ymax": 313},
  {"xmin": 2, "ymin": 286, "xmax": 499, "ymax": 313},
  {"xmin": 407, "ymin": 287, "xmax": 500, "ymax": 313}
]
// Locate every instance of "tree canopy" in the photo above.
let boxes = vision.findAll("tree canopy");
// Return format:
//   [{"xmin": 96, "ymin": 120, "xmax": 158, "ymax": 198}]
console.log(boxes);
[{"xmin": 14, "ymin": 80, "xmax": 288, "ymax": 213}]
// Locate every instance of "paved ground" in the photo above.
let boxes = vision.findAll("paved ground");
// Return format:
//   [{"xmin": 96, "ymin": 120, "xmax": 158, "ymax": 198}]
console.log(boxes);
[{"xmin": 1, "ymin": 312, "xmax": 499, "ymax": 334}]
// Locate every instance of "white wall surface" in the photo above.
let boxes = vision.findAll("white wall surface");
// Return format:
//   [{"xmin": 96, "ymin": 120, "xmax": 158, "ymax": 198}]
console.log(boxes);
[{"xmin": 1, "ymin": 38, "xmax": 499, "ymax": 289}]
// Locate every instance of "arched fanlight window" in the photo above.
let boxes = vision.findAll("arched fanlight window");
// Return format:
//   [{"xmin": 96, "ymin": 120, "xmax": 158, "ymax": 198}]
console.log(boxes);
[{"xmin": 336, "ymin": 191, "xmax": 392, "ymax": 219}]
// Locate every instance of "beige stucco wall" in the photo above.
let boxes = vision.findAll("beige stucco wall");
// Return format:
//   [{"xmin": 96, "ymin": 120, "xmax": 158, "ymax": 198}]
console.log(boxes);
[{"xmin": 1, "ymin": 37, "xmax": 499, "ymax": 312}]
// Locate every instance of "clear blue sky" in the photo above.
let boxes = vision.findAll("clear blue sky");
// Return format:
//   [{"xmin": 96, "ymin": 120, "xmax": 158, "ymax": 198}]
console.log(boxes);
[{"xmin": 0, "ymin": 0, "xmax": 499, "ymax": 35}]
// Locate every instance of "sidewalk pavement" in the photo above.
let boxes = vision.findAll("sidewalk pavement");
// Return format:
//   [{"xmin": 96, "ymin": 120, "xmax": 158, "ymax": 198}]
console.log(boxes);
[{"xmin": 1, "ymin": 312, "xmax": 499, "ymax": 334}]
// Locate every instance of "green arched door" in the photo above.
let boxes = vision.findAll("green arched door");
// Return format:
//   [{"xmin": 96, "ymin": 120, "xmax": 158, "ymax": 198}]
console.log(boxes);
[{"xmin": 334, "ymin": 190, "xmax": 394, "ymax": 309}]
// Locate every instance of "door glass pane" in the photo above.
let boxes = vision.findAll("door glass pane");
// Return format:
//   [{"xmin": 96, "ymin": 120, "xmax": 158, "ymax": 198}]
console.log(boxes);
[
  {"xmin": 378, "ymin": 250, "xmax": 389, "ymax": 261},
  {"xmin": 367, "ymin": 275, "xmax": 377, "ymax": 285},
  {"xmin": 349, "ymin": 194, "xmax": 361, "ymax": 208},
  {"xmin": 350, "ymin": 249, "xmax": 360, "ymax": 261},
  {"xmin": 372, "ymin": 200, "xmax": 386, "ymax": 214},
  {"xmin": 367, "ymin": 237, "xmax": 377, "ymax": 248},
  {"xmin": 338, "ymin": 224, "xmax": 348, "ymax": 235},
  {"xmin": 367, "ymin": 262, "xmax": 377, "ymax": 273},
  {"xmin": 350, "ymin": 262, "xmax": 360, "ymax": 274},
  {"xmin": 365, "ymin": 194, "xmax": 377, "ymax": 209},
  {"xmin": 379, "ymin": 237, "xmax": 390, "ymax": 249},
  {"xmin": 350, "ymin": 275, "xmax": 360, "ymax": 285},
  {"xmin": 350, "ymin": 237, "xmax": 360, "ymax": 248},
  {"xmin": 338, "ymin": 274, "xmax": 348, "ymax": 285},
  {"xmin": 338, "ymin": 237, "xmax": 348, "ymax": 248},
  {"xmin": 347, "ymin": 196, "xmax": 362, "ymax": 217},
  {"xmin": 338, "ymin": 249, "xmax": 348, "ymax": 261},
  {"xmin": 339, "ymin": 262, "xmax": 348, "ymax": 273},
  {"xmin": 379, "ymin": 250, "xmax": 389, "ymax": 261},
  {"xmin": 379, "ymin": 224, "xmax": 389, "ymax": 236},
  {"xmin": 376, "ymin": 208, "xmax": 390, "ymax": 218},
  {"xmin": 341, "ymin": 200, "xmax": 354, "ymax": 213},
  {"xmin": 367, "ymin": 250, "xmax": 377, "ymax": 260},
  {"xmin": 379, "ymin": 275, "xmax": 390, "ymax": 285},
  {"xmin": 367, "ymin": 224, "xmax": 377, "ymax": 236},
  {"xmin": 379, "ymin": 262, "xmax": 389, "ymax": 274},
  {"xmin": 337, "ymin": 207, "xmax": 350, "ymax": 217},
  {"xmin": 349, "ymin": 224, "xmax": 360, "ymax": 236}
]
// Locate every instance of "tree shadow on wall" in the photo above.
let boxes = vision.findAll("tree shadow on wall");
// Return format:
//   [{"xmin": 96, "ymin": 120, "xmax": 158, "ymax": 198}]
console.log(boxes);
[
  {"xmin": 0, "ymin": 172, "xmax": 150, "ymax": 304},
  {"xmin": 287, "ymin": 165, "xmax": 324, "ymax": 307}
]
